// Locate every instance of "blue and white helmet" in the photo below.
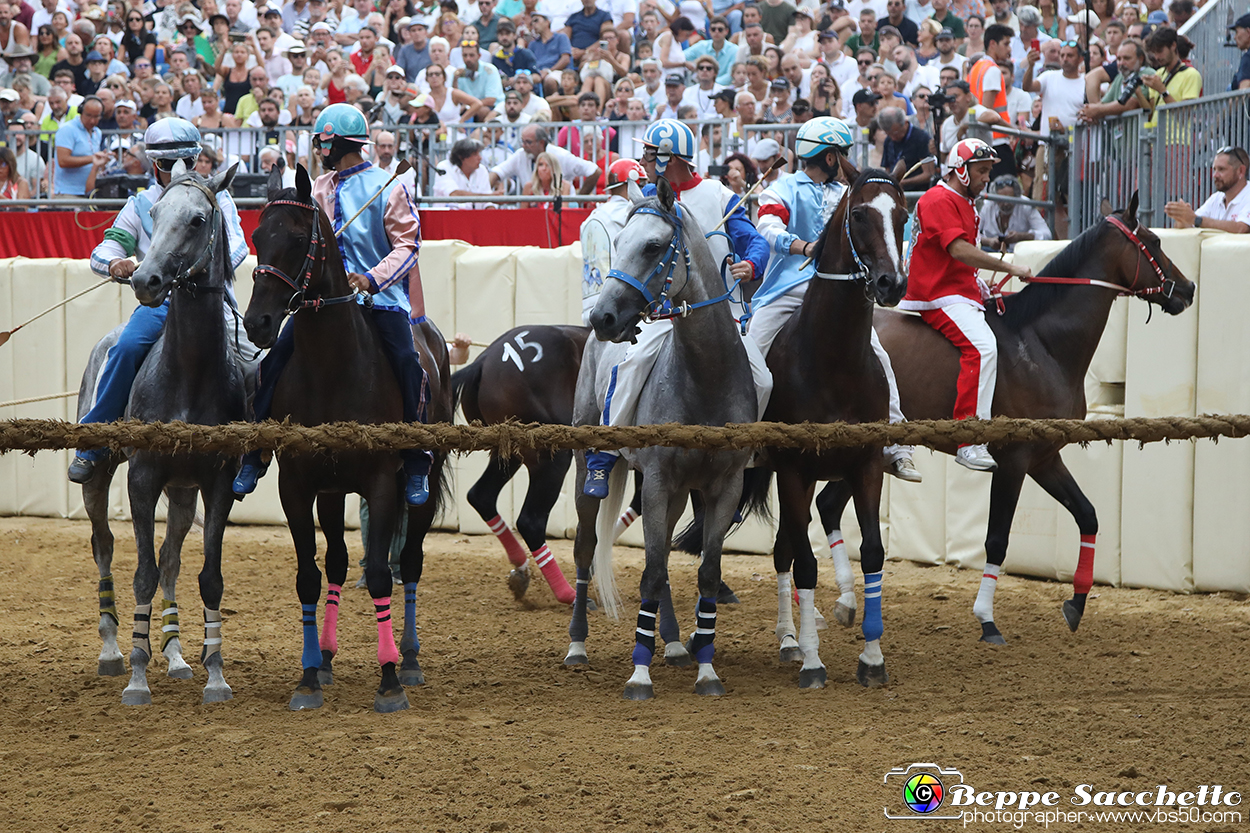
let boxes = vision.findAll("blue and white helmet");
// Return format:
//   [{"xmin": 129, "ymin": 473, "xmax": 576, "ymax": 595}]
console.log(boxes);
[
  {"xmin": 637, "ymin": 119, "xmax": 696, "ymax": 175},
  {"xmin": 144, "ymin": 117, "xmax": 203, "ymax": 160},
  {"xmin": 795, "ymin": 116, "xmax": 855, "ymax": 159},
  {"xmin": 314, "ymin": 102, "xmax": 370, "ymax": 145}
]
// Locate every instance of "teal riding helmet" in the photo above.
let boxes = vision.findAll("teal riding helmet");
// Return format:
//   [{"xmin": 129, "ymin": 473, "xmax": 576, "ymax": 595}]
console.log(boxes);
[{"xmin": 795, "ymin": 116, "xmax": 856, "ymax": 159}]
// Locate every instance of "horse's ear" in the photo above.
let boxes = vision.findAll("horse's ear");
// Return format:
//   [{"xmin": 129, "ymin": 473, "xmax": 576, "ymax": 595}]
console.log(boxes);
[
  {"xmin": 1125, "ymin": 190, "xmax": 1139, "ymax": 227},
  {"xmin": 627, "ymin": 179, "xmax": 646, "ymax": 204},
  {"xmin": 266, "ymin": 162, "xmax": 285, "ymax": 202},
  {"xmin": 838, "ymin": 152, "xmax": 859, "ymax": 185},
  {"xmin": 207, "ymin": 161, "xmax": 239, "ymax": 195},
  {"xmin": 657, "ymin": 176, "xmax": 675, "ymax": 213},
  {"xmin": 296, "ymin": 163, "xmax": 312, "ymax": 202},
  {"xmin": 1099, "ymin": 197, "xmax": 1114, "ymax": 217},
  {"xmin": 171, "ymin": 159, "xmax": 188, "ymax": 178}
]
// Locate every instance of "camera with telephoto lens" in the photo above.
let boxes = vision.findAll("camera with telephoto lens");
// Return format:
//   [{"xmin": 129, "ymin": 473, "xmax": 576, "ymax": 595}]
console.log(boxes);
[
  {"xmin": 1117, "ymin": 71, "xmax": 1143, "ymax": 105},
  {"xmin": 927, "ymin": 89, "xmax": 952, "ymax": 115}
]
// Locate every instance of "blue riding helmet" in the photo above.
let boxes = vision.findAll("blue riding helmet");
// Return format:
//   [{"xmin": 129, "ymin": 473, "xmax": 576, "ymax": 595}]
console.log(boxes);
[
  {"xmin": 636, "ymin": 119, "xmax": 696, "ymax": 175},
  {"xmin": 144, "ymin": 117, "xmax": 203, "ymax": 160},
  {"xmin": 795, "ymin": 116, "xmax": 855, "ymax": 159},
  {"xmin": 314, "ymin": 103, "xmax": 371, "ymax": 145}
]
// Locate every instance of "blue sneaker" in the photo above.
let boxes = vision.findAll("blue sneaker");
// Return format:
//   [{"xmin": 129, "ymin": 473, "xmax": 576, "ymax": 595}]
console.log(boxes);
[
  {"xmin": 405, "ymin": 473, "xmax": 429, "ymax": 506},
  {"xmin": 583, "ymin": 451, "xmax": 617, "ymax": 499},
  {"xmin": 232, "ymin": 461, "xmax": 267, "ymax": 496},
  {"xmin": 67, "ymin": 455, "xmax": 97, "ymax": 484}
]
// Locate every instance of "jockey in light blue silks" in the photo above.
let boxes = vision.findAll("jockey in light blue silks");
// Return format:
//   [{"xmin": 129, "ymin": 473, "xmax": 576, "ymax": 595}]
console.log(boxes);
[
  {"xmin": 69, "ymin": 118, "xmax": 254, "ymax": 484},
  {"xmin": 231, "ymin": 102, "xmax": 434, "ymax": 506},
  {"xmin": 750, "ymin": 116, "xmax": 922, "ymax": 483},
  {"xmin": 582, "ymin": 118, "xmax": 773, "ymax": 498}
]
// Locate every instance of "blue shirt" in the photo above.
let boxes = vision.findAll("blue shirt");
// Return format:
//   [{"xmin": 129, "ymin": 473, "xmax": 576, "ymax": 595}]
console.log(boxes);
[
  {"xmin": 565, "ymin": 6, "xmax": 614, "ymax": 49},
  {"xmin": 455, "ymin": 62, "xmax": 506, "ymax": 105},
  {"xmin": 52, "ymin": 117, "xmax": 102, "ymax": 196},
  {"xmin": 492, "ymin": 45, "xmax": 537, "ymax": 77},
  {"xmin": 530, "ymin": 31, "xmax": 572, "ymax": 71},
  {"xmin": 1233, "ymin": 50, "xmax": 1250, "ymax": 91},
  {"xmin": 754, "ymin": 171, "xmax": 846, "ymax": 309}
]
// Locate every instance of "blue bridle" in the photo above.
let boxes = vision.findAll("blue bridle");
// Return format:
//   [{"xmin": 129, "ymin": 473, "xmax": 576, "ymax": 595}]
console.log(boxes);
[{"xmin": 816, "ymin": 176, "xmax": 904, "ymax": 294}]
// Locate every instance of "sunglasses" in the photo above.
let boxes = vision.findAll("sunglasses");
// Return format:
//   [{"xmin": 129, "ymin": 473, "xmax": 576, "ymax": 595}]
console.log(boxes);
[
  {"xmin": 698, "ymin": 65, "xmax": 715, "ymax": 70},
  {"xmin": 857, "ymin": 58, "xmax": 873, "ymax": 64},
  {"xmin": 135, "ymin": 62, "xmax": 150, "ymax": 68},
  {"xmin": 460, "ymin": 39, "xmax": 478, "ymax": 47},
  {"xmin": 154, "ymin": 157, "xmax": 179, "ymax": 172},
  {"xmin": 913, "ymin": 93, "xmax": 928, "ymax": 99},
  {"xmin": 1217, "ymin": 145, "xmax": 1250, "ymax": 167},
  {"xmin": 128, "ymin": 16, "xmax": 143, "ymax": 22}
]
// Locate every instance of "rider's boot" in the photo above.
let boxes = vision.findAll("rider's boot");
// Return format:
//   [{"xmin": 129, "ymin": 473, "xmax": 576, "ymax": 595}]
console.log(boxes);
[
  {"xmin": 956, "ymin": 444, "xmax": 998, "ymax": 472},
  {"xmin": 583, "ymin": 451, "xmax": 617, "ymax": 499},
  {"xmin": 886, "ymin": 454, "xmax": 923, "ymax": 483},
  {"xmin": 232, "ymin": 451, "xmax": 269, "ymax": 496},
  {"xmin": 68, "ymin": 454, "xmax": 97, "ymax": 484}
]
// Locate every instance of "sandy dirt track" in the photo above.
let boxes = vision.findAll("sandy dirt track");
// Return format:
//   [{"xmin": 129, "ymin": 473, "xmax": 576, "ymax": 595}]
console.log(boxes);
[{"xmin": 0, "ymin": 517, "xmax": 1248, "ymax": 833}]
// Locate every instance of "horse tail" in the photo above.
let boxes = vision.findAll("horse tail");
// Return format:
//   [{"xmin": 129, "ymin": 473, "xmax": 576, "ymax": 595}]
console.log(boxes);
[
  {"xmin": 449, "ymin": 356, "xmax": 485, "ymax": 419},
  {"xmin": 672, "ymin": 467, "xmax": 775, "ymax": 555},
  {"xmin": 592, "ymin": 461, "xmax": 629, "ymax": 621},
  {"xmin": 430, "ymin": 449, "xmax": 454, "ymax": 519}
]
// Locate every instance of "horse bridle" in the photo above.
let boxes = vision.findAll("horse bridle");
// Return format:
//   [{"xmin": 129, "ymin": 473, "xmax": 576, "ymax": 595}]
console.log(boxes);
[
  {"xmin": 252, "ymin": 198, "xmax": 357, "ymax": 313},
  {"xmin": 815, "ymin": 176, "xmax": 904, "ymax": 296},
  {"xmin": 160, "ymin": 176, "xmax": 225, "ymax": 297}
]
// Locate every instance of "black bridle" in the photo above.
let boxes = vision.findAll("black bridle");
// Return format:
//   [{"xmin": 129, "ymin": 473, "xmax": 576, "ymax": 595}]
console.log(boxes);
[
  {"xmin": 252, "ymin": 198, "xmax": 356, "ymax": 313},
  {"xmin": 160, "ymin": 175, "xmax": 227, "ymax": 297}
]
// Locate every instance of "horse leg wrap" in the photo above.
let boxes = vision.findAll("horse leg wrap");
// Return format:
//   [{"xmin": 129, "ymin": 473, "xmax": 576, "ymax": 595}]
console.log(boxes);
[
  {"xmin": 487, "ymin": 514, "xmax": 528, "ymax": 567},
  {"xmin": 202, "ymin": 608, "xmax": 223, "ymax": 663},
  {"xmin": 796, "ymin": 589, "xmax": 821, "ymax": 669},
  {"xmin": 533, "ymin": 545, "xmax": 575, "ymax": 604},
  {"xmin": 613, "ymin": 507, "xmax": 638, "ymax": 540},
  {"xmin": 775, "ymin": 572, "xmax": 796, "ymax": 642},
  {"xmin": 402, "ymin": 583, "xmax": 419, "ymax": 655},
  {"xmin": 974, "ymin": 563, "xmax": 1000, "ymax": 624},
  {"xmin": 301, "ymin": 603, "xmax": 321, "ymax": 669},
  {"xmin": 159, "ymin": 599, "xmax": 179, "ymax": 652},
  {"xmin": 132, "ymin": 604, "xmax": 152, "ymax": 657},
  {"xmin": 862, "ymin": 572, "xmax": 883, "ymax": 643},
  {"xmin": 374, "ymin": 597, "xmax": 399, "ymax": 667},
  {"xmin": 690, "ymin": 597, "xmax": 717, "ymax": 665},
  {"xmin": 631, "ymin": 599, "xmax": 659, "ymax": 666},
  {"xmin": 320, "ymin": 584, "xmax": 341, "ymax": 655},
  {"xmin": 98, "ymin": 575, "xmax": 119, "ymax": 626},
  {"xmin": 1074, "ymin": 535, "xmax": 1096, "ymax": 595},
  {"xmin": 828, "ymin": 533, "xmax": 855, "ymax": 599}
]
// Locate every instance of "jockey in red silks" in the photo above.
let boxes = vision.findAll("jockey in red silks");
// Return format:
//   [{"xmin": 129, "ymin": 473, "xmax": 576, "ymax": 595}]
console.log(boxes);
[{"xmin": 899, "ymin": 138, "xmax": 1033, "ymax": 473}]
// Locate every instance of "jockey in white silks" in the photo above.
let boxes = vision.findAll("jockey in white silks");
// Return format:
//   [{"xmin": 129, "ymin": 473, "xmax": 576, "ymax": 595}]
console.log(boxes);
[
  {"xmin": 580, "ymin": 158, "xmax": 650, "ymax": 324},
  {"xmin": 582, "ymin": 119, "xmax": 773, "ymax": 498},
  {"xmin": 749, "ymin": 116, "xmax": 922, "ymax": 483}
]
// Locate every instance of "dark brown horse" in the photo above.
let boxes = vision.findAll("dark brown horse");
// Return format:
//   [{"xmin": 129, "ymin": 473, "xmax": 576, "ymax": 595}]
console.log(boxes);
[
  {"xmin": 744, "ymin": 164, "xmax": 909, "ymax": 689},
  {"xmin": 858, "ymin": 192, "xmax": 1195, "ymax": 643},
  {"xmin": 242, "ymin": 165, "xmax": 452, "ymax": 713}
]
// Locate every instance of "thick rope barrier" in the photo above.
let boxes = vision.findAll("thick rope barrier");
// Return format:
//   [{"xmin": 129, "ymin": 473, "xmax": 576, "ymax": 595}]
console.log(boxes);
[{"xmin": 0, "ymin": 415, "xmax": 1248, "ymax": 457}]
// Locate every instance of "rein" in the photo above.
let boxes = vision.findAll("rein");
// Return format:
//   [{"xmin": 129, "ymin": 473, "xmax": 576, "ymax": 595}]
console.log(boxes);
[
  {"xmin": 985, "ymin": 215, "xmax": 1178, "ymax": 314},
  {"xmin": 253, "ymin": 198, "xmax": 358, "ymax": 313},
  {"xmin": 162, "ymin": 176, "xmax": 225, "ymax": 296},
  {"xmin": 815, "ymin": 176, "xmax": 903, "ymax": 289}
]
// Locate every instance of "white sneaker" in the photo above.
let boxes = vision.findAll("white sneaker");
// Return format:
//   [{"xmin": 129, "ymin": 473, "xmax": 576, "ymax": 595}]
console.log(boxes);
[
  {"xmin": 956, "ymin": 444, "xmax": 998, "ymax": 472},
  {"xmin": 886, "ymin": 455, "xmax": 923, "ymax": 483}
]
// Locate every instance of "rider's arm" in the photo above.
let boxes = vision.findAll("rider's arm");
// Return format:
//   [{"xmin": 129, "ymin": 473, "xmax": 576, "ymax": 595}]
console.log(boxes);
[
  {"xmin": 90, "ymin": 197, "xmax": 144, "ymax": 279},
  {"xmin": 724, "ymin": 194, "xmax": 770, "ymax": 281},
  {"xmin": 370, "ymin": 181, "xmax": 425, "ymax": 320},
  {"xmin": 755, "ymin": 190, "xmax": 796, "ymax": 252},
  {"xmin": 947, "ymin": 237, "xmax": 1032, "ymax": 278}
]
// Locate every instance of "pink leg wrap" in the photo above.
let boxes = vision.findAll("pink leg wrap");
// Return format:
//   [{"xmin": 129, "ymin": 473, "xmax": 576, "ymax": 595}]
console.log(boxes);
[
  {"xmin": 533, "ymin": 545, "xmax": 575, "ymax": 604},
  {"xmin": 1074, "ymin": 534, "xmax": 1096, "ymax": 595},
  {"xmin": 320, "ymin": 583, "xmax": 341, "ymax": 655},
  {"xmin": 618, "ymin": 507, "xmax": 639, "ymax": 530},
  {"xmin": 487, "ymin": 514, "xmax": 529, "ymax": 567},
  {"xmin": 374, "ymin": 597, "xmax": 399, "ymax": 667}
]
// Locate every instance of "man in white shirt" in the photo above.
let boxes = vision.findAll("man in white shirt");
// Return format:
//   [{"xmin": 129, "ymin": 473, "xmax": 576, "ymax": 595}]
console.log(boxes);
[
  {"xmin": 489, "ymin": 123, "xmax": 602, "ymax": 193},
  {"xmin": 434, "ymin": 137, "xmax": 498, "ymax": 209},
  {"xmin": 895, "ymin": 44, "xmax": 938, "ymax": 97},
  {"xmin": 681, "ymin": 55, "xmax": 725, "ymax": 118},
  {"xmin": 1009, "ymin": 5, "xmax": 1052, "ymax": 83},
  {"xmin": 932, "ymin": 27, "xmax": 964, "ymax": 74},
  {"xmin": 1021, "ymin": 40, "xmax": 1084, "ymax": 137},
  {"xmin": 511, "ymin": 70, "xmax": 552, "ymax": 120},
  {"xmin": 820, "ymin": 30, "xmax": 858, "ymax": 88},
  {"xmin": 632, "ymin": 57, "xmax": 664, "ymax": 116},
  {"xmin": 1164, "ymin": 147, "xmax": 1250, "ymax": 234},
  {"xmin": 372, "ymin": 129, "xmax": 398, "ymax": 173},
  {"xmin": 175, "ymin": 72, "xmax": 207, "ymax": 120},
  {"xmin": 654, "ymin": 73, "xmax": 684, "ymax": 120}
]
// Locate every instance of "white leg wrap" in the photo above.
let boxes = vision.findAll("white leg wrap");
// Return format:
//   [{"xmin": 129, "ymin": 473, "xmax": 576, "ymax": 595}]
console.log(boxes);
[
  {"xmin": 99, "ymin": 614, "xmax": 123, "ymax": 664},
  {"xmin": 859, "ymin": 639, "xmax": 884, "ymax": 667},
  {"xmin": 828, "ymin": 531, "xmax": 856, "ymax": 610},
  {"xmin": 797, "ymin": 588, "xmax": 823, "ymax": 671},
  {"xmin": 974, "ymin": 563, "xmax": 1000, "ymax": 624},
  {"xmin": 775, "ymin": 572, "xmax": 797, "ymax": 643}
]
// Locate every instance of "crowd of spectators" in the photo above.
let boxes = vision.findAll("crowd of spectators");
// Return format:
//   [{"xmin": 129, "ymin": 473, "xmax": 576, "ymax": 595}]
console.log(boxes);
[{"xmin": 0, "ymin": 0, "xmax": 1235, "ymax": 212}]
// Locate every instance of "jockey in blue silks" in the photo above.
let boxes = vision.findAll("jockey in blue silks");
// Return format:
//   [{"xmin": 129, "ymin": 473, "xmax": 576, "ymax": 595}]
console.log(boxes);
[
  {"xmin": 70, "ymin": 118, "xmax": 252, "ymax": 485},
  {"xmin": 749, "ymin": 116, "xmax": 921, "ymax": 484},
  {"xmin": 582, "ymin": 118, "xmax": 772, "ymax": 498},
  {"xmin": 232, "ymin": 103, "xmax": 434, "ymax": 506}
]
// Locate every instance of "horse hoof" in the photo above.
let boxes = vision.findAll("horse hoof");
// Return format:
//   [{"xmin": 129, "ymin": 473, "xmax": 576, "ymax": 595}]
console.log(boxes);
[
  {"xmin": 716, "ymin": 589, "xmax": 740, "ymax": 605},
  {"xmin": 399, "ymin": 652, "xmax": 425, "ymax": 687},
  {"xmin": 202, "ymin": 685, "xmax": 233, "ymax": 705},
  {"xmin": 507, "ymin": 568, "xmax": 530, "ymax": 601},
  {"xmin": 97, "ymin": 658, "xmax": 126, "ymax": 676},
  {"xmin": 664, "ymin": 643, "xmax": 693, "ymax": 668},
  {"xmin": 585, "ymin": 597, "xmax": 599, "ymax": 612},
  {"xmin": 622, "ymin": 681, "xmax": 654, "ymax": 701},
  {"xmin": 694, "ymin": 677, "xmax": 725, "ymax": 697},
  {"xmin": 167, "ymin": 665, "xmax": 194, "ymax": 680},
  {"xmin": 979, "ymin": 622, "xmax": 1007, "ymax": 645},
  {"xmin": 374, "ymin": 688, "xmax": 410, "ymax": 714},
  {"xmin": 318, "ymin": 664, "xmax": 334, "ymax": 687},
  {"xmin": 833, "ymin": 602, "xmax": 856, "ymax": 628},
  {"xmin": 779, "ymin": 646, "xmax": 803, "ymax": 663},
  {"xmin": 289, "ymin": 686, "xmax": 323, "ymax": 711},
  {"xmin": 856, "ymin": 660, "xmax": 889, "ymax": 688},
  {"xmin": 121, "ymin": 687, "xmax": 152, "ymax": 706},
  {"xmin": 1062, "ymin": 599, "xmax": 1082, "ymax": 633},
  {"xmin": 798, "ymin": 667, "xmax": 827, "ymax": 689}
]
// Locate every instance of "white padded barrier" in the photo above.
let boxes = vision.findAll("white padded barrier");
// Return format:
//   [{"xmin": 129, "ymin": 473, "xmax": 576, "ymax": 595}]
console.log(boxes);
[{"xmin": 0, "ymin": 258, "xmax": 19, "ymax": 516}]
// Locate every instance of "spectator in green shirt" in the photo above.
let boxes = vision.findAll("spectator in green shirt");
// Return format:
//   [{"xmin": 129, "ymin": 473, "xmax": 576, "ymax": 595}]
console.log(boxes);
[
  {"xmin": 843, "ymin": 9, "xmax": 879, "ymax": 57},
  {"xmin": 757, "ymin": 0, "xmax": 797, "ymax": 45}
]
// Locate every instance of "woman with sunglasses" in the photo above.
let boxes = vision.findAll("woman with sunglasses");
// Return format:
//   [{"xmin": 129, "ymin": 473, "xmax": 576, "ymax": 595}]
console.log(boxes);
[
  {"xmin": 121, "ymin": 10, "xmax": 156, "ymax": 65},
  {"xmin": 34, "ymin": 25, "xmax": 59, "ymax": 76},
  {"xmin": 908, "ymin": 85, "xmax": 935, "ymax": 134}
]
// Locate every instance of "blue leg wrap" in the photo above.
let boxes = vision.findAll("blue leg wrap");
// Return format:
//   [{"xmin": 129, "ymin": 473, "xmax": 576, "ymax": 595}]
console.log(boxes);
[
  {"xmin": 863, "ymin": 572, "xmax": 883, "ymax": 643},
  {"xmin": 631, "ymin": 599, "xmax": 659, "ymax": 666},
  {"xmin": 691, "ymin": 597, "xmax": 717, "ymax": 664},
  {"xmin": 403, "ymin": 582, "xmax": 419, "ymax": 653},
  {"xmin": 301, "ymin": 603, "xmax": 320, "ymax": 669}
]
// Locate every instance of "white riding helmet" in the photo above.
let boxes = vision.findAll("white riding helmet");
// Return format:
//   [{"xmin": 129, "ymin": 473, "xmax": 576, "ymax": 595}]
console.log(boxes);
[
  {"xmin": 795, "ymin": 116, "xmax": 856, "ymax": 159},
  {"xmin": 946, "ymin": 137, "xmax": 997, "ymax": 186},
  {"xmin": 144, "ymin": 117, "xmax": 203, "ymax": 161},
  {"xmin": 636, "ymin": 119, "xmax": 696, "ymax": 175}
]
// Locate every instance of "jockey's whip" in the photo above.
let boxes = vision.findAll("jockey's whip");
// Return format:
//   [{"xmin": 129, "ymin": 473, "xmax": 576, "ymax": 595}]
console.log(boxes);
[
  {"xmin": 334, "ymin": 160, "xmax": 413, "ymax": 238},
  {"xmin": 0, "ymin": 278, "xmax": 114, "ymax": 348},
  {"xmin": 710, "ymin": 157, "xmax": 788, "ymax": 233}
]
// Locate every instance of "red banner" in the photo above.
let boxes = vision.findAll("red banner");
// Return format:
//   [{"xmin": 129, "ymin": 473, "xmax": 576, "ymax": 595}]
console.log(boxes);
[{"xmin": 0, "ymin": 207, "xmax": 593, "ymax": 260}]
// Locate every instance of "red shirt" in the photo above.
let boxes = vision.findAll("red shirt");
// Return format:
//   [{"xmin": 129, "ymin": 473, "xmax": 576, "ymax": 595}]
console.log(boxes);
[
  {"xmin": 902, "ymin": 181, "xmax": 982, "ymax": 309},
  {"xmin": 350, "ymin": 50, "xmax": 374, "ymax": 76}
]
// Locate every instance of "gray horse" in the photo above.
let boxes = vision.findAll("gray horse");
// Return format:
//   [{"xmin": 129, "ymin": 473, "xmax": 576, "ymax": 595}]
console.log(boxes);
[
  {"xmin": 77, "ymin": 163, "xmax": 249, "ymax": 706},
  {"xmin": 564, "ymin": 179, "xmax": 755, "ymax": 700}
]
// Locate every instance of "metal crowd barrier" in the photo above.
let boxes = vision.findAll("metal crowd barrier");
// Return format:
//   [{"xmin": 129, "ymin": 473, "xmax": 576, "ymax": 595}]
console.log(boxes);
[{"xmin": 1178, "ymin": 0, "xmax": 1242, "ymax": 101}]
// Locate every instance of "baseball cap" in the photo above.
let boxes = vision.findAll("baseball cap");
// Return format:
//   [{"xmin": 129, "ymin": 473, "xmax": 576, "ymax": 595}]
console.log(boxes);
[
  {"xmin": 263, "ymin": 7, "xmax": 281, "ymax": 16},
  {"xmin": 937, "ymin": 27, "xmax": 954, "ymax": 38},
  {"xmin": 1230, "ymin": 12, "xmax": 1250, "ymax": 29},
  {"xmin": 311, "ymin": 20, "xmax": 332, "ymax": 32},
  {"xmin": 710, "ymin": 88, "xmax": 736, "ymax": 104},
  {"xmin": 386, "ymin": 65, "xmax": 404, "ymax": 75},
  {"xmin": 749, "ymin": 138, "xmax": 782, "ymax": 160},
  {"xmin": 877, "ymin": 24, "xmax": 902, "ymax": 39},
  {"xmin": 0, "ymin": 89, "xmax": 18, "ymax": 102},
  {"xmin": 86, "ymin": 50, "xmax": 106, "ymax": 62},
  {"xmin": 1146, "ymin": 9, "xmax": 1167, "ymax": 23},
  {"xmin": 208, "ymin": 12, "xmax": 229, "ymax": 26},
  {"xmin": 665, "ymin": 73, "xmax": 683, "ymax": 85},
  {"xmin": 115, "ymin": 98, "xmax": 137, "ymax": 109},
  {"xmin": 770, "ymin": 77, "xmax": 790, "ymax": 90},
  {"xmin": 818, "ymin": 29, "xmax": 837, "ymax": 39},
  {"xmin": 409, "ymin": 13, "xmax": 434, "ymax": 27},
  {"xmin": 530, "ymin": 4, "xmax": 550, "ymax": 18},
  {"xmin": 409, "ymin": 92, "xmax": 433, "ymax": 108},
  {"xmin": 1066, "ymin": 11, "xmax": 1100, "ymax": 26},
  {"xmin": 852, "ymin": 88, "xmax": 881, "ymax": 105}
]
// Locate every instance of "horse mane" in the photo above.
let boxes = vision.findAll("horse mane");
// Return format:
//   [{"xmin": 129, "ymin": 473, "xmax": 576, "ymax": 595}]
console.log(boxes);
[
  {"xmin": 810, "ymin": 166, "xmax": 898, "ymax": 267},
  {"xmin": 997, "ymin": 215, "xmax": 1113, "ymax": 330}
]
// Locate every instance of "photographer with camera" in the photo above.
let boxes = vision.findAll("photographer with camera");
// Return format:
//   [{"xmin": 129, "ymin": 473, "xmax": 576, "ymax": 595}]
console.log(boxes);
[{"xmin": 1077, "ymin": 39, "xmax": 1155, "ymax": 123}]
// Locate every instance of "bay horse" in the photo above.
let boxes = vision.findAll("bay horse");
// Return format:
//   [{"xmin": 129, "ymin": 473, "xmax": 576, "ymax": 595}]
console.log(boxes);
[
  {"xmin": 242, "ymin": 165, "xmax": 452, "ymax": 713},
  {"xmin": 568, "ymin": 179, "xmax": 755, "ymax": 700},
  {"xmin": 846, "ymin": 191, "xmax": 1194, "ymax": 643},
  {"xmin": 78, "ymin": 162, "xmax": 247, "ymax": 706}
]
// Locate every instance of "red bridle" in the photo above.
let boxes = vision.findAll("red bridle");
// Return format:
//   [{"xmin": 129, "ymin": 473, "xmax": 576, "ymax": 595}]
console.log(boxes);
[{"xmin": 252, "ymin": 199, "xmax": 355, "ymax": 312}]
